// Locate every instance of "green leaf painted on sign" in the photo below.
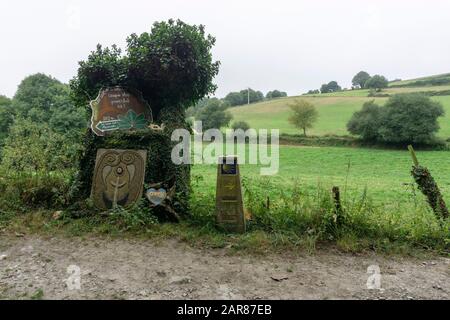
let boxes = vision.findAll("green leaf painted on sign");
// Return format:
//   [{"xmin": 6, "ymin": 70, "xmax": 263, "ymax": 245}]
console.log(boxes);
[{"xmin": 117, "ymin": 110, "xmax": 148, "ymax": 130}]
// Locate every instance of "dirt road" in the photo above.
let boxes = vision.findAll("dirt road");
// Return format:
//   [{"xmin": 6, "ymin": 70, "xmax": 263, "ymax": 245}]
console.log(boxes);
[{"xmin": 0, "ymin": 235, "xmax": 448, "ymax": 300}]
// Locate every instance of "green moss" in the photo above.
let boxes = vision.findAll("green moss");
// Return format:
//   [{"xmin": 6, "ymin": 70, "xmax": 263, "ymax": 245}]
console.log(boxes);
[{"xmin": 69, "ymin": 127, "xmax": 190, "ymax": 219}]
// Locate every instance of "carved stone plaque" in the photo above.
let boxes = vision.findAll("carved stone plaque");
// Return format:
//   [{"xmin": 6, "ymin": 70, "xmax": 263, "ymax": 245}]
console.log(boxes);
[
  {"xmin": 90, "ymin": 86, "xmax": 152, "ymax": 136},
  {"xmin": 215, "ymin": 156, "xmax": 245, "ymax": 233},
  {"xmin": 91, "ymin": 149, "xmax": 147, "ymax": 210}
]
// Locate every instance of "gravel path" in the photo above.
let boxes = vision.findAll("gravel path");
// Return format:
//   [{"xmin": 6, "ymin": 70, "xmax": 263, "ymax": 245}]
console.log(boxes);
[{"xmin": 0, "ymin": 235, "xmax": 448, "ymax": 300}]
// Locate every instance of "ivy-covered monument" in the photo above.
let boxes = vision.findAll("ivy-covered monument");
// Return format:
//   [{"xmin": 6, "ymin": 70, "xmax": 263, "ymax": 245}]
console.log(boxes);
[{"xmin": 68, "ymin": 20, "xmax": 219, "ymax": 220}]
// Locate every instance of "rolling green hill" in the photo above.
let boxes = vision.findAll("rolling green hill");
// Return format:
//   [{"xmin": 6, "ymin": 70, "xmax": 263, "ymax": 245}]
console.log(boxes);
[{"xmin": 228, "ymin": 75, "xmax": 450, "ymax": 138}]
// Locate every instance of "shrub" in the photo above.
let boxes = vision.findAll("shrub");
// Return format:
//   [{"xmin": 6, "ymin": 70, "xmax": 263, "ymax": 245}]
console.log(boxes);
[
  {"xmin": 266, "ymin": 90, "xmax": 287, "ymax": 99},
  {"xmin": 347, "ymin": 93, "xmax": 445, "ymax": 145},
  {"xmin": 71, "ymin": 19, "xmax": 219, "ymax": 118},
  {"xmin": 0, "ymin": 118, "xmax": 83, "ymax": 172},
  {"xmin": 0, "ymin": 95, "xmax": 13, "ymax": 147},
  {"xmin": 365, "ymin": 75, "xmax": 388, "ymax": 90},
  {"xmin": 231, "ymin": 121, "xmax": 251, "ymax": 131},
  {"xmin": 347, "ymin": 100, "xmax": 383, "ymax": 141},
  {"xmin": 378, "ymin": 94, "xmax": 444, "ymax": 144},
  {"xmin": 195, "ymin": 98, "xmax": 233, "ymax": 130},
  {"xmin": 352, "ymin": 71, "xmax": 371, "ymax": 89},
  {"xmin": 320, "ymin": 81, "xmax": 341, "ymax": 93},
  {"xmin": 0, "ymin": 170, "xmax": 72, "ymax": 210},
  {"xmin": 224, "ymin": 89, "xmax": 264, "ymax": 106}
]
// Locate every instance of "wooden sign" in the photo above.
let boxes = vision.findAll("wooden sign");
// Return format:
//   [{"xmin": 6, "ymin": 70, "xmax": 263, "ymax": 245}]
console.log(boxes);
[
  {"xmin": 90, "ymin": 87, "xmax": 152, "ymax": 136},
  {"xmin": 91, "ymin": 149, "xmax": 147, "ymax": 210},
  {"xmin": 215, "ymin": 155, "xmax": 245, "ymax": 233}
]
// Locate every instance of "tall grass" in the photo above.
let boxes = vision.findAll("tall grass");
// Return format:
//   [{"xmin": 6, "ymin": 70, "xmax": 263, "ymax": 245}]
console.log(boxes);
[
  {"xmin": 0, "ymin": 169, "xmax": 73, "ymax": 211},
  {"xmin": 189, "ymin": 175, "xmax": 449, "ymax": 251},
  {"xmin": 0, "ymin": 167, "xmax": 448, "ymax": 253}
]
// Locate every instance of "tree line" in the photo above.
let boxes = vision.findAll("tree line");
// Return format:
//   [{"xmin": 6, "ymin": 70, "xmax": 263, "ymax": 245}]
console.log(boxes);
[
  {"xmin": 186, "ymin": 88, "xmax": 287, "ymax": 130},
  {"xmin": 223, "ymin": 88, "xmax": 287, "ymax": 106},
  {"xmin": 0, "ymin": 73, "xmax": 87, "ymax": 171}
]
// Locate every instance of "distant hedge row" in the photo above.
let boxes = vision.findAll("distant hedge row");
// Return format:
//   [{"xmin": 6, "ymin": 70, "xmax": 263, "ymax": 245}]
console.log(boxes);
[
  {"xmin": 390, "ymin": 74, "xmax": 450, "ymax": 88},
  {"xmin": 368, "ymin": 89, "xmax": 450, "ymax": 97}
]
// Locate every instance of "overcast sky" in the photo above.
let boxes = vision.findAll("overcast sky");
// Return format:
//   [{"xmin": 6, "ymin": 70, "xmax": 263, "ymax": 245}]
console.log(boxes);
[{"xmin": 1, "ymin": 0, "xmax": 449, "ymax": 98}]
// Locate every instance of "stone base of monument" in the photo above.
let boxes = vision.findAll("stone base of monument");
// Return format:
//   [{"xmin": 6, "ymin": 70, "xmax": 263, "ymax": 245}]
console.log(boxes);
[
  {"xmin": 68, "ymin": 129, "xmax": 190, "ymax": 221},
  {"xmin": 215, "ymin": 155, "xmax": 246, "ymax": 233}
]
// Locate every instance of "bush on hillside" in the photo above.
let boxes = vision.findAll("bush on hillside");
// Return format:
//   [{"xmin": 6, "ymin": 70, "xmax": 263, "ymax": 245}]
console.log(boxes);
[
  {"xmin": 347, "ymin": 93, "xmax": 444, "ymax": 145},
  {"xmin": 352, "ymin": 71, "xmax": 371, "ymax": 89},
  {"xmin": 266, "ymin": 90, "xmax": 287, "ymax": 99},
  {"xmin": 347, "ymin": 100, "xmax": 383, "ymax": 141},
  {"xmin": 378, "ymin": 94, "xmax": 444, "ymax": 144},
  {"xmin": 231, "ymin": 121, "xmax": 251, "ymax": 131},
  {"xmin": 320, "ymin": 81, "xmax": 341, "ymax": 93},
  {"xmin": 365, "ymin": 75, "xmax": 388, "ymax": 90},
  {"xmin": 224, "ymin": 88, "xmax": 264, "ymax": 106},
  {"xmin": 195, "ymin": 98, "xmax": 233, "ymax": 130}
]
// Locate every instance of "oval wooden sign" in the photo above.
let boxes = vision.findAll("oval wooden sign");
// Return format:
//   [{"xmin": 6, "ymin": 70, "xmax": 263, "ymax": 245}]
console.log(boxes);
[{"xmin": 90, "ymin": 86, "xmax": 153, "ymax": 136}]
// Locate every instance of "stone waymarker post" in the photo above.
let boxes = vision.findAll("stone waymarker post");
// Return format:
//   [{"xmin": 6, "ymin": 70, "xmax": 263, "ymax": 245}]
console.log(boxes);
[
  {"xmin": 215, "ymin": 155, "xmax": 245, "ymax": 233},
  {"xmin": 91, "ymin": 149, "xmax": 147, "ymax": 210},
  {"xmin": 90, "ymin": 86, "xmax": 153, "ymax": 136}
]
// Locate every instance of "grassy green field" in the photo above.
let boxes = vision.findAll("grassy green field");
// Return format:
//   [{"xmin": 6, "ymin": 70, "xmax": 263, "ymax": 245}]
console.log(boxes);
[
  {"xmin": 192, "ymin": 144, "xmax": 450, "ymax": 205},
  {"xmin": 229, "ymin": 92, "xmax": 450, "ymax": 138},
  {"xmin": 188, "ymin": 144, "xmax": 449, "ymax": 251}
]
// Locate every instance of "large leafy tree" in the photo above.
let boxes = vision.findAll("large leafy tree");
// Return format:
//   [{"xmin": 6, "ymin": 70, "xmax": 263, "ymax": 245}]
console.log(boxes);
[
  {"xmin": 320, "ymin": 81, "xmax": 341, "ymax": 93},
  {"xmin": 378, "ymin": 93, "xmax": 444, "ymax": 144},
  {"xmin": 224, "ymin": 88, "xmax": 264, "ymax": 106},
  {"xmin": 347, "ymin": 100, "xmax": 383, "ymax": 141},
  {"xmin": 193, "ymin": 98, "xmax": 233, "ymax": 130},
  {"xmin": 288, "ymin": 99, "xmax": 318, "ymax": 136},
  {"xmin": 239, "ymin": 88, "xmax": 264, "ymax": 104},
  {"xmin": 365, "ymin": 75, "xmax": 388, "ymax": 90},
  {"xmin": 352, "ymin": 71, "xmax": 371, "ymax": 89},
  {"xmin": 347, "ymin": 94, "xmax": 444, "ymax": 144},
  {"xmin": 224, "ymin": 92, "xmax": 244, "ymax": 106},
  {"xmin": 13, "ymin": 73, "xmax": 87, "ymax": 133},
  {"xmin": 0, "ymin": 95, "xmax": 13, "ymax": 144},
  {"xmin": 266, "ymin": 90, "xmax": 287, "ymax": 99},
  {"xmin": 70, "ymin": 19, "xmax": 220, "ymax": 120}
]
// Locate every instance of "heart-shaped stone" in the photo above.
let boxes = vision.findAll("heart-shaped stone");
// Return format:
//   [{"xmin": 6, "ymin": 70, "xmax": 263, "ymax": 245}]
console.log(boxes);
[{"xmin": 146, "ymin": 188, "xmax": 166, "ymax": 206}]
